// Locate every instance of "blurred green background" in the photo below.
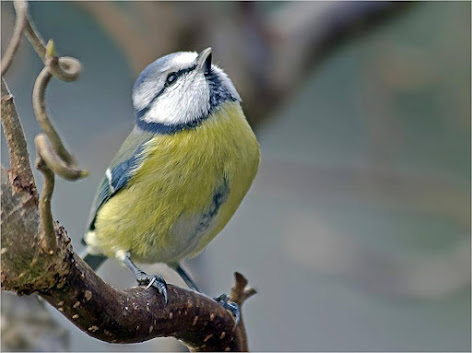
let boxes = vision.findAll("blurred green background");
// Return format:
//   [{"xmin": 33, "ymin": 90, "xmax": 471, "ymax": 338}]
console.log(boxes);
[{"xmin": 1, "ymin": 1, "xmax": 470, "ymax": 351}]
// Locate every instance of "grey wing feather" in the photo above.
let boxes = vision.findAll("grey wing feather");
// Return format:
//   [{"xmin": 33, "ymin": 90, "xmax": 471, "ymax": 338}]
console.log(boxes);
[{"xmin": 85, "ymin": 128, "xmax": 154, "ymax": 233}]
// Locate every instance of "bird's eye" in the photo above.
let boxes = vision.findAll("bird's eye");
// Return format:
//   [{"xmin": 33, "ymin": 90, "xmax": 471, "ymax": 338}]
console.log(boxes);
[{"xmin": 166, "ymin": 73, "xmax": 178, "ymax": 85}]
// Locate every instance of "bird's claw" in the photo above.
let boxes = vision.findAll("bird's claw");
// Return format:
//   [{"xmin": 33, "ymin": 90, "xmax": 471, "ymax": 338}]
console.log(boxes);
[
  {"xmin": 214, "ymin": 293, "xmax": 240, "ymax": 326},
  {"xmin": 137, "ymin": 273, "xmax": 168, "ymax": 305}
]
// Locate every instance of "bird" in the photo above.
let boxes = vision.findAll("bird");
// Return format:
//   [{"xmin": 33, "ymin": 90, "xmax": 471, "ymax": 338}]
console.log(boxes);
[{"xmin": 81, "ymin": 48, "xmax": 260, "ymax": 322}]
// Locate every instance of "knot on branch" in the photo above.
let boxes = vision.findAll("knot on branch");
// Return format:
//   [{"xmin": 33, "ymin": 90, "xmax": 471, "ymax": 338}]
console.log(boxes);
[{"xmin": 7, "ymin": 168, "xmax": 37, "ymax": 205}]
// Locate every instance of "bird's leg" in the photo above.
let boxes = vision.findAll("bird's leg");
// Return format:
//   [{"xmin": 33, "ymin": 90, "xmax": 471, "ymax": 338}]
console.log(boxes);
[
  {"xmin": 176, "ymin": 265, "xmax": 201, "ymax": 292},
  {"xmin": 119, "ymin": 252, "xmax": 168, "ymax": 305},
  {"xmin": 175, "ymin": 264, "xmax": 240, "ymax": 325}
]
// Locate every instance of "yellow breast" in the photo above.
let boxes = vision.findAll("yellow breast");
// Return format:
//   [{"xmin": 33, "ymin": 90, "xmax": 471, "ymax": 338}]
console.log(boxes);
[{"xmin": 93, "ymin": 102, "xmax": 260, "ymax": 264}]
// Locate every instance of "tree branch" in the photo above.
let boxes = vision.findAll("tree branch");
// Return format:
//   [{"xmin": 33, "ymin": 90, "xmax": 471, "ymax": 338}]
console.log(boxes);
[
  {"xmin": 1, "ymin": 79, "xmax": 36, "ymax": 192},
  {"xmin": 38, "ymin": 251, "xmax": 251, "ymax": 351}
]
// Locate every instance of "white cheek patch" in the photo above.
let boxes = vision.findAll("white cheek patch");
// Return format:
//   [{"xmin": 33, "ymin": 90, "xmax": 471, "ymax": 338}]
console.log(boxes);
[
  {"xmin": 142, "ymin": 72, "xmax": 211, "ymax": 126},
  {"xmin": 132, "ymin": 80, "xmax": 161, "ymax": 111},
  {"xmin": 133, "ymin": 52, "xmax": 199, "ymax": 112}
]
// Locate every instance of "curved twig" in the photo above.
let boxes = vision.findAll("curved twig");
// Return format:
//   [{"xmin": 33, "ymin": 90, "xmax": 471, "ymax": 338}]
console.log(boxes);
[
  {"xmin": 48, "ymin": 56, "xmax": 81, "ymax": 82},
  {"xmin": 32, "ymin": 66, "xmax": 76, "ymax": 167},
  {"xmin": 24, "ymin": 14, "xmax": 46, "ymax": 59},
  {"xmin": 25, "ymin": 19, "xmax": 82, "ymax": 82},
  {"xmin": 32, "ymin": 56, "xmax": 86, "ymax": 254},
  {"xmin": 29, "ymin": 37, "xmax": 85, "ymax": 254},
  {"xmin": 35, "ymin": 134, "xmax": 87, "ymax": 181},
  {"xmin": 1, "ymin": 0, "xmax": 28, "ymax": 76}
]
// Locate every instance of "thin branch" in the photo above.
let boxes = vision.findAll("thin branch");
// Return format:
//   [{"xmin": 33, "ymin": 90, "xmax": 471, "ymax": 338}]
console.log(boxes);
[
  {"xmin": 228, "ymin": 272, "xmax": 257, "ymax": 352},
  {"xmin": 230, "ymin": 272, "xmax": 257, "ymax": 307},
  {"xmin": 31, "ymin": 41, "xmax": 86, "ymax": 253},
  {"xmin": 1, "ymin": 78, "xmax": 36, "ymax": 192},
  {"xmin": 34, "ymin": 149, "xmax": 56, "ymax": 254},
  {"xmin": 34, "ymin": 134, "xmax": 87, "ymax": 180},
  {"xmin": 1, "ymin": 0, "xmax": 28, "ymax": 76},
  {"xmin": 23, "ymin": 5, "xmax": 47, "ymax": 60},
  {"xmin": 32, "ymin": 65, "xmax": 75, "ymax": 167}
]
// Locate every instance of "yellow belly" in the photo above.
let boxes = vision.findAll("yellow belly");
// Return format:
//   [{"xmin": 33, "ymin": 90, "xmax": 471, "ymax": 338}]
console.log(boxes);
[{"xmin": 92, "ymin": 102, "xmax": 260, "ymax": 264}]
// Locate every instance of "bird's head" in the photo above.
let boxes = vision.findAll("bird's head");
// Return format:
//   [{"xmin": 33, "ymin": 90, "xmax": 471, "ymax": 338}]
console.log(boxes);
[{"xmin": 132, "ymin": 48, "xmax": 241, "ymax": 133}]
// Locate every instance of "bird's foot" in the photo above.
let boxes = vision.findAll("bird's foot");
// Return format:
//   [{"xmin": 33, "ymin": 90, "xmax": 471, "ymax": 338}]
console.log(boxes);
[
  {"xmin": 214, "ymin": 293, "xmax": 240, "ymax": 326},
  {"xmin": 136, "ymin": 272, "xmax": 168, "ymax": 305}
]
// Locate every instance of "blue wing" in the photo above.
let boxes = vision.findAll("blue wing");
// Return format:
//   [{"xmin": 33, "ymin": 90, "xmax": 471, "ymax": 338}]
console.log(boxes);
[{"xmin": 85, "ymin": 128, "xmax": 153, "ymax": 233}]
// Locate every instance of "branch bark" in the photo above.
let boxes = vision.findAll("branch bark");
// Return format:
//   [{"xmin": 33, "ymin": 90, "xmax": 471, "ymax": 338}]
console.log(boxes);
[{"xmin": 1, "ymin": 79, "xmax": 35, "ymax": 192}]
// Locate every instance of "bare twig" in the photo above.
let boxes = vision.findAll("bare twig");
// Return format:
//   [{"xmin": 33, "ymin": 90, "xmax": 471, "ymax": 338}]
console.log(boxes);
[
  {"xmin": 230, "ymin": 272, "xmax": 257, "ymax": 307},
  {"xmin": 1, "ymin": 78, "xmax": 36, "ymax": 193},
  {"xmin": 34, "ymin": 150, "xmax": 56, "ymax": 254},
  {"xmin": 24, "ymin": 13, "xmax": 46, "ymax": 59},
  {"xmin": 34, "ymin": 134, "xmax": 87, "ymax": 180},
  {"xmin": 1, "ymin": 0, "xmax": 28, "ymax": 76},
  {"xmin": 32, "ymin": 41, "xmax": 82, "ymax": 167},
  {"xmin": 229, "ymin": 272, "xmax": 257, "ymax": 352},
  {"xmin": 31, "ymin": 40, "xmax": 85, "ymax": 253},
  {"xmin": 32, "ymin": 68, "xmax": 73, "ymax": 168}
]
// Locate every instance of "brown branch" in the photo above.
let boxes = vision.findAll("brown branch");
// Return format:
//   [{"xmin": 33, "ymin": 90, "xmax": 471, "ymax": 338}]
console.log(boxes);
[
  {"xmin": 229, "ymin": 273, "xmax": 257, "ymax": 352},
  {"xmin": 1, "ymin": 78, "xmax": 36, "ymax": 194},
  {"xmin": 1, "ymin": 0, "xmax": 28, "ymax": 76},
  {"xmin": 38, "ymin": 251, "xmax": 252, "ymax": 351}
]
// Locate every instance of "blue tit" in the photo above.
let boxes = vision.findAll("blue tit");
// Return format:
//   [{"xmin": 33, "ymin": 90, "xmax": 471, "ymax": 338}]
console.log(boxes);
[{"xmin": 81, "ymin": 48, "xmax": 260, "ymax": 318}]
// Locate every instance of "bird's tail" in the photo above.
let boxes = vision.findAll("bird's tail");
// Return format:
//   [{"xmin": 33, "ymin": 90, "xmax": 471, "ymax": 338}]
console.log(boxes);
[{"xmin": 80, "ymin": 249, "xmax": 107, "ymax": 271}]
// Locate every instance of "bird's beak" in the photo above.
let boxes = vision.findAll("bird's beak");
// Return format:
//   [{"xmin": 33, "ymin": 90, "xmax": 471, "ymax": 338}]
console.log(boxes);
[{"xmin": 196, "ymin": 47, "xmax": 212, "ymax": 75}]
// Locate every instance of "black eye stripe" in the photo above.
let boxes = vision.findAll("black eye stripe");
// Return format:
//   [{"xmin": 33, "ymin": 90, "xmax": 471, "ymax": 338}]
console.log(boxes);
[
  {"xmin": 166, "ymin": 73, "xmax": 178, "ymax": 85},
  {"xmin": 167, "ymin": 66, "xmax": 196, "ymax": 83}
]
